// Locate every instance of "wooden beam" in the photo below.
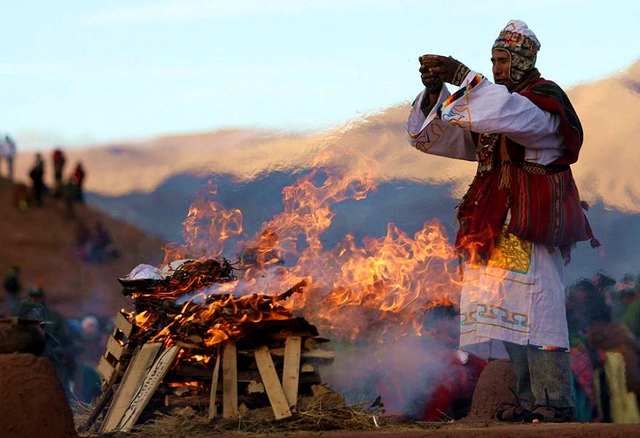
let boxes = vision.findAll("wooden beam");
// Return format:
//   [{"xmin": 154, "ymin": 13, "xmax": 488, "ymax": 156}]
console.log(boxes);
[
  {"xmin": 105, "ymin": 335, "xmax": 126, "ymax": 361},
  {"xmin": 222, "ymin": 343, "xmax": 238, "ymax": 419},
  {"xmin": 282, "ymin": 336, "xmax": 301, "ymax": 408},
  {"xmin": 270, "ymin": 348, "xmax": 335, "ymax": 361},
  {"xmin": 114, "ymin": 311, "xmax": 134, "ymax": 338},
  {"xmin": 303, "ymin": 337, "xmax": 315, "ymax": 351},
  {"xmin": 97, "ymin": 356, "xmax": 115, "ymax": 382},
  {"xmin": 166, "ymin": 395, "xmax": 211, "ymax": 408},
  {"xmin": 208, "ymin": 346, "xmax": 221, "ymax": 420},
  {"xmin": 301, "ymin": 363, "xmax": 315, "ymax": 373},
  {"xmin": 114, "ymin": 345, "xmax": 180, "ymax": 432},
  {"xmin": 79, "ymin": 364, "xmax": 123, "ymax": 432},
  {"xmin": 254, "ymin": 346, "xmax": 292, "ymax": 420},
  {"xmin": 101, "ymin": 343, "xmax": 162, "ymax": 433}
]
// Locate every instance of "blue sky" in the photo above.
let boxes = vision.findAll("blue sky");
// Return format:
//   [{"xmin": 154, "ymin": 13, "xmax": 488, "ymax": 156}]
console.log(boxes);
[{"xmin": 2, "ymin": 0, "xmax": 638, "ymax": 150}]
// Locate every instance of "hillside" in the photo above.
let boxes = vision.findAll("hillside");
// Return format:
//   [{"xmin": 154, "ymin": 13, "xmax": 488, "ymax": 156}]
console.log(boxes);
[{"xmin": 0, "ymin": 178, "xmax": 164, "ymax": 318}]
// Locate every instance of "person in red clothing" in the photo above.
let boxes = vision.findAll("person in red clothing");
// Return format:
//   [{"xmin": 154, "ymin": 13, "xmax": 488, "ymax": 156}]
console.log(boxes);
[
  {"xmin": 52, "ymin": 147, "xmax": 66, "ymax": 197},
  {"xmin": 407, "ymin": 19, "xmax": 598, "ymax": 422},
  {"xmin": 71, "ymin": 162, "xmax": 86, "ymax": 203},
  {"xmin": 420, "ymin": 304, "xmax": 488, "ymax": 421}
]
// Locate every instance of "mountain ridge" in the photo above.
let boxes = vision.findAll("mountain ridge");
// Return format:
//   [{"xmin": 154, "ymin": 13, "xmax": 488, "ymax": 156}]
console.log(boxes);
[{"xmin": 12, "ymin": 59, "xmax": 640, "ymax": 213}]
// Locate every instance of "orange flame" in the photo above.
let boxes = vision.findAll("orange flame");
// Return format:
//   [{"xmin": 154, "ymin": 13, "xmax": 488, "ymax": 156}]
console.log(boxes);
[
  {"xmin": 149, "ymin": 146, "xmax": 494, "ymax": 343},
  {"xmin": 163, "ymin": 181, "xmax": 243, "ymax": 264}
]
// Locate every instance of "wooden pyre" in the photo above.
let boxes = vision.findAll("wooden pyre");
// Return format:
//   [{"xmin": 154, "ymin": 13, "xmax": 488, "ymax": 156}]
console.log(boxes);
[{"xmin": 81, "ymin": 259, "xmax": 334, "ymax": 433}]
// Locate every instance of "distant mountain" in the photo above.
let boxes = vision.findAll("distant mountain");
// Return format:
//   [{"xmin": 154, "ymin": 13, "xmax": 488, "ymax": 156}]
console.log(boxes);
[
  {"xmin": 0, "ymin": 178, "xmax": 164, "ymax": 318},
  {"xmin": 87, "ymin": 171, "xmax": 640, "ymax": 283},
  {"xmin": 13, "ymin": 58, "xmax": 640, "ymax": 287},
  {"xmin": 13, "ymin": 59, "xmax": 640, "ymax": 213}
]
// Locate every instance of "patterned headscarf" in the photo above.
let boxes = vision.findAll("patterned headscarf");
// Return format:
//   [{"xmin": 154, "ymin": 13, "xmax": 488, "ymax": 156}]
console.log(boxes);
[{"xmin": 492, "ymin": 19, "xmax": 541, "ymax": 83}]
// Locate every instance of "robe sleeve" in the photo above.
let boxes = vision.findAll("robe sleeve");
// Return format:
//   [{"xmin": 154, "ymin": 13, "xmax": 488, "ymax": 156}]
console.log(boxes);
[
  {"xmin": 438, "ymin": 71, "xmax": 565, "ymax": 153},
  {"xmin": 407, "ymin": 85, "xmax": 477, "ymax": 162}
]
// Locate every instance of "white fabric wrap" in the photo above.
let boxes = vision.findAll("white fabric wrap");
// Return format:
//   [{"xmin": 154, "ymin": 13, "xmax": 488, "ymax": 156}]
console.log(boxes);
[{"xmin": 406, "ymin": 72, "xmax": 571, "ymax": 359}]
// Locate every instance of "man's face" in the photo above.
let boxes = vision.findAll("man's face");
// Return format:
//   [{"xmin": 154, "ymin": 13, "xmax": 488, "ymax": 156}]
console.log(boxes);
[{"xmin": 491, "ymin": 49, "xmax": 512, "ymax": 89}]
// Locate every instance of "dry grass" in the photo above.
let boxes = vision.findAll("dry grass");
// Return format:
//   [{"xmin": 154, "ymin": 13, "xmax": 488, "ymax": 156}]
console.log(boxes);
[{"xmin": 82, "ymin": 398, "xmax": 431, "ymax": 437}]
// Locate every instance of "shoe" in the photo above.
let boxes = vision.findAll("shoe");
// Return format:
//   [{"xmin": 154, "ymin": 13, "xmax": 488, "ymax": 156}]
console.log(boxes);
[
  {"xmin": 496, "ymin": 404, "xmax": 530, "ymax": 422},
  {"xmin": 527, "ymin": 405, "xmax": 575, "ymax": 423},
  {"xmin": 526, "ymin": 389, "xmax": 575, "ymax": 423},
  {"xmin": 496, "ymin": 388, "xmax": 531, "ymax": 422}
]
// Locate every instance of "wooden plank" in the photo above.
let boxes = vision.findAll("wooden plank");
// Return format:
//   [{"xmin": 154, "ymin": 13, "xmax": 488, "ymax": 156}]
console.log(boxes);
[
  {"xmin": 282, "ymin": 336, "xmax": 301, "ymax": 408},
  {"xmin": 97, "ymin": 356, "xmax": 115, "ymax": 382},
  {"xmin": 301, "ymin": 363, "xmax": 315, "ymax": 373},
  {"xmin": 105, "ymin": 335, "xmax": 126, "ymax": 361},
  {"xmin": 208, "ymin": 347, "xmax": 221, "ymax": 420},
  {"xmin": 114, "ymin": 311, "xmax": 134, "ymax": 338},
  {"xmin": 254, "ymin": 346, "xmax": 292, "ymax": 420},
  {"xmin": 79, "ymin": 361, "xmax": 125, "ymax": 433},
  {"xmin": 114, "ymin": 345, "xmax": 180, "ymax": 432},
  {"xmin": 303, "ymin": 337, "xmax": 315, "ymax": 351},
  {"xmin": 101, "ymin": 343, "xmax": 162, "ymax": 433},
  {"xmin": 166, "ymin": 395, "xmax": 210, "ymax": 407},
  {"xmin": 222, "ymin": 343, "xmax": 238, "ymax": 419},
  {"xmin": 270, "ymin": 348, "xmax": 335, "ymax": 360}
]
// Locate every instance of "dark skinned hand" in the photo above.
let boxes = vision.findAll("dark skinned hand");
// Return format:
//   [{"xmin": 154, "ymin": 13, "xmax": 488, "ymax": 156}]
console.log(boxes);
[
  {"xmin": 419, "ymin": 54, "xmax": 470, "ymax": 88},
  {"xmin": 418, "ymin": 55, "xmax": 443, "ymax": 95}
]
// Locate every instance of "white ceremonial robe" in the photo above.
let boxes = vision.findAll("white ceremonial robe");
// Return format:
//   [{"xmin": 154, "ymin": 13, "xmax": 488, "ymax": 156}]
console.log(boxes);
[{"xmin": 407, "ymin": 71, "xmax": 570, "ymax": 359}]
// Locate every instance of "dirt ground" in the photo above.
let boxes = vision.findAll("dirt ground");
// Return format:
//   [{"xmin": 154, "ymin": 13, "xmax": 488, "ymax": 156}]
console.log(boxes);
[{"xmin": 192, "ymin": 423, "xmax": 640, "ymax": 438}]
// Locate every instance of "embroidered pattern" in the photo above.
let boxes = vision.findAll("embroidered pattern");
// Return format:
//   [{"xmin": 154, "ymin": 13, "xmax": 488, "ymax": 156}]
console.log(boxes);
[
  {"xmin": 476, "ymin": 133, "xmax": 500, "ymax": 173},
  {"xmin": 437, "ymin": 73, "xmax": 484, "ymax": 117},
  {"xmin": 488, "ymin": 229, "xmax": 532, "ymax": 274},
  {"xmin": 461, "ymin": 304, "xmax": 531, "ymax": 332},
  {"xmin": 414, "ymin": 121, "xmax": 449, "ymax": 153}
]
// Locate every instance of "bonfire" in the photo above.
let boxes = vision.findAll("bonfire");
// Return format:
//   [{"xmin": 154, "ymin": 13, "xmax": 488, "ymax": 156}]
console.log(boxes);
[
  {"xmin": 81, "ymin": 150, "xmax": 467, "ymax": 433},
  {"xmin": 81, "ymin": 258, "xmax": 338, "ymax": 434}
]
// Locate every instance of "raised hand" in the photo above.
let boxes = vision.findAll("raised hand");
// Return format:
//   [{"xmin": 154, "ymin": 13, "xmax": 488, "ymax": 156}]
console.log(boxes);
[
  {"xmin": 420, "ymin": 54, "xmax": 470, "ymax": 87},
  {"xmin": 419, "ymin": 55, "xmax": 443, "ymax": 94}
]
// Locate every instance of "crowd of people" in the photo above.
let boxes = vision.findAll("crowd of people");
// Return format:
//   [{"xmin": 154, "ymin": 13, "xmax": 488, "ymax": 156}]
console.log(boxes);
[
  {"xmin": 28, "ymin": 148, "xmax": 86, "ymax": 209},
  {"xmin": 0, "ymin": 134, "xmax": 87, "ymax": 211},
  {"xmin": 566, "ymin": 273, "xmax": 640, "ymax": 422},
  {"xmin": 415, "ymin": 272, "xmax": 640, "ymax": 423},
  {"xmin": 74, "ymin": 220, "xmax": 120, "ymax": 264},
  {"xmin": 2, "ymin": 268, "xmax": 107, "ymax": 406}
]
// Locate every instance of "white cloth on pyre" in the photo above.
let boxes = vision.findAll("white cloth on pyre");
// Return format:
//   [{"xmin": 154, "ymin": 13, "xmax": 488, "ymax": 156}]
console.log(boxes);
[
  {"xmin": 406, "ymin": 71, "xmax": 570, "ymax": 359},
  {"xmin": 124, "ymin": 264, "xmax": 163, "ymax": 280},
  {"xmin": 160, "ymin": 259, "xmax": 192, "ymax": 277}
]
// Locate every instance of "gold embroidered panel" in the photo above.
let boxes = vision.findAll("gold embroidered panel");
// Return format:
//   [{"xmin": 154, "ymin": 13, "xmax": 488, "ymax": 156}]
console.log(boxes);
[{"xmin": 488, "ymin": 231, "xmax": 532, "ymax": 274}]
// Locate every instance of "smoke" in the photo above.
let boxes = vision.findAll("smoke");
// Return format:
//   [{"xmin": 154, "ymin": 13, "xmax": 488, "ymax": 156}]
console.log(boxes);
[
  {"xmin": 161, "ymin": 143, "xmax": 470, "ymax": 417},
  {"xmin": 319, "ymin": 307, "xmax": 460, "ymax": 417}
]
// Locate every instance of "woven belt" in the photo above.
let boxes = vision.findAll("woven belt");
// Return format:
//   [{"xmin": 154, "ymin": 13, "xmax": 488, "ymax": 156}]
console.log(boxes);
[{"xmin": 512, "ymin": 161, "xmax": 569, "ymax": 175}]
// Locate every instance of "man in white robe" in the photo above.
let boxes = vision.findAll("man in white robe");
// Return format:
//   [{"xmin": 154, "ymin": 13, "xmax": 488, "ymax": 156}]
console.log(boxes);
[{"xmin": 407, "ymin": 20, "xmax": 597, "ymax": 422}]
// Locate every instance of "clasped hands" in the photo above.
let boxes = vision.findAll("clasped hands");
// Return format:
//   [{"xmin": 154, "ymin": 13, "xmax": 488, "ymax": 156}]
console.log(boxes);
[{"xmin": 419, "ymin": 54, "xmax": 470, "ymax": 94}]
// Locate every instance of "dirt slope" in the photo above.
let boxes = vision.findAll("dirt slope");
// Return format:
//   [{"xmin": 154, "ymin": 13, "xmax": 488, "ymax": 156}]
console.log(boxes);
[{"xmin": 0, "ymin": 178, "xmax": 164, "ymax": 318}]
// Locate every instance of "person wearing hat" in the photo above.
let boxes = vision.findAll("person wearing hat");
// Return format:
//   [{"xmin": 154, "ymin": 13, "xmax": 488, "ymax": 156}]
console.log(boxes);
[{"xmin": 407, "ymin": 20, "xmax": 599, "ymax": 422}]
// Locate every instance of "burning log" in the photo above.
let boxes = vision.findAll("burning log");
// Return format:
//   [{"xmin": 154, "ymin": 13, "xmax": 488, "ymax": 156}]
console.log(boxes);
[{"xmin": 84, "ymin": 259, "xmax": 334, "ymax": 433}]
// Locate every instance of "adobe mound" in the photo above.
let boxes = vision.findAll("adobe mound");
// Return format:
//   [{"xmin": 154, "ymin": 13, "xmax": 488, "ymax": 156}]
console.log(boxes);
[
  {"xmin": 0, "ymin": 353, "xmax": 77, "ymax": 438},
  {"xmin": 466, "ymin": 360, "xmax": 518, "ymax": 421}
]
